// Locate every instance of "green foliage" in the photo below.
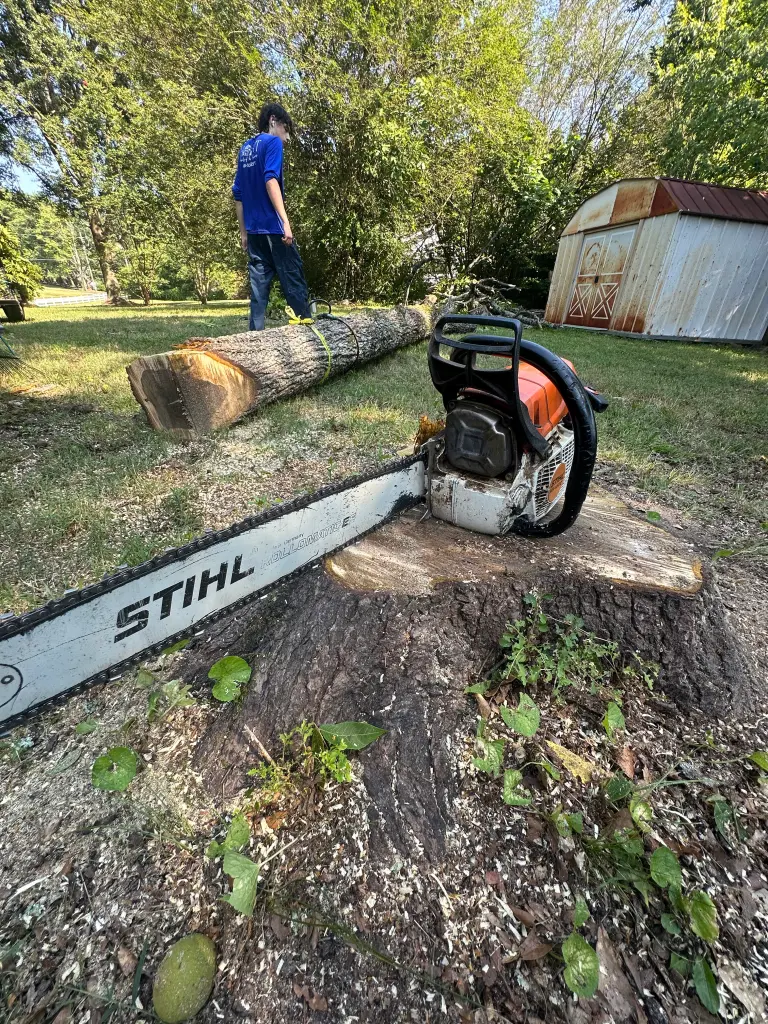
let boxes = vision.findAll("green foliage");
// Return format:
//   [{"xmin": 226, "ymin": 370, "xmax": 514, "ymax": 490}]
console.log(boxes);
[
  {"xmin": 602, "ymin": 701, "xmax": 625, "ymax": 740},
  {"xmin": 147, "ymin": 680, "xmax": 197, "ymax": 723},
  {"xmin": 92, "ymin": 746, "xmax": 137, "ymax": 791},
  {"xmin": 573, "ymin": 896, "xmax": 590, "ymax": 929},
  {"xmin": 687, "ymin": 890, "xmax": 719, "ymax": 943},
  {"xmin": 208, "ymin": 656, "xmax": 251, "ymax": 702},
  {"xmin": 670, "ymin": 951, "xmax": 690, "ymax": 977},
  {"xmin": 649, "ymin": 846, "xmax": 682, "ymax": 889},
  {"xmin": 562, "ymin": 932, "xmax": 599, "ymax": 999},
  {"xmin": 317, "ymin": 722, "xmax": 386, "ymax": 751},
  {"xmin": 653, "ymin": 0, "xmax": 768, "ymax": 187},
  {"xmin": 605, "ymin": 772, "xmax": 635, "ymax": 803},
  {"xmin": 473, "ymin": 721, "xmax": 505, "ymax": 778},
  {"xmin": 502, "ymin": 769, "xmax": 532, "ymax": 807},
  {"xmin": 748, "ymin": 750, "xmax": 768, "ymax": 772},
  {"xmin": 692, "ymin": 958, "xmax": 719, "ymax": 1015},
  {"xmin": 0, "ymin": 223, "xmax": 42, "ymax": 301},
  {"xmin": 629, "ymin": 793, "xmax": 653, "ymax": 833},
  {"xmin": 660, "ymin": 913, "xmax": 681, "ymax": 936},
  {"xmin": 222, "ymin": 850, "xmax": 260, "ymax": 917},
  {"xmin": 500, "ymin": 693, "xmax": 541, "ymax": 737},
  {"xmin": 206, "ymin": 811, "xmax": 250, "ymax": 859},
  {"xmin": 75, "ymin": 719, "xmax": 98, "ymax": 736}
]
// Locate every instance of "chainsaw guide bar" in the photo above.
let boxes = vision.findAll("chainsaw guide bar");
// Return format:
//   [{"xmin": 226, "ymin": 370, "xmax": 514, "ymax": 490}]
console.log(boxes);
[{"xmin": 0, "ymin": 453, "xmax": 427, "ymax": 730}]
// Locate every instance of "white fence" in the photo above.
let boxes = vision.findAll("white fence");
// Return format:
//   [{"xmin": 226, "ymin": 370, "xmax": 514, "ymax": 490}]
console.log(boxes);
[{"xmin": 33, "ymin": 292, "xmax": 107, "ymax": 307}]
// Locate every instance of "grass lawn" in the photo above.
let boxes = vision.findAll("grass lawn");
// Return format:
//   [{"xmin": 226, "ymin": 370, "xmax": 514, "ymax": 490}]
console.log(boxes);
[{"xmin": 1, "ymin": 300, "xmax": 766, "ymax": 612}]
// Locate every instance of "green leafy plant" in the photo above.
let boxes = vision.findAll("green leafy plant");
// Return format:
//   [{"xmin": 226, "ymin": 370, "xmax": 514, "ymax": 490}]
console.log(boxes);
[
  {"xmin": 92, "ymin": 746, "xmax": 138, "ymax": 792},
  {"xmin": 206, "ymin": 811, "xmax": 250, "ymax": 859},
  {"xmin": 222, "ymin": 850, "xmax": 260, "ymax": 916},
  {"xmin": 502, "ymin": 769, "xmax": 531, "ymax": 806},
  {"xmin": 602, "ymin": 701, "xmax": 625, "ymax": 739},
  {"xmin": 473, "ymin": 718, "xmax": 505, "ymax": 778},
  {"xmin": 748, "ymin": 750, "xmax": 768, "ymax": 772},
  {"xmin": 500, "ymin": 693, "xmax": 541, "ymax": 737},
  {"xmin": 692, "ymin": 958, "xmax": 719, "ymax": 1014},
  {"xmin": 649, "ymin": 846, "xmax": 682, "ymax": 889},
  {"xmin": 208, "ymin": 655, "xmax": 251, "ymax": 702},
  {"xmin": 562, "ymin": 932, "xmax": 599, "ymax": 999},
  {"xmin": 147, "ymin": 680, "xmax": 197, "ymax": 722},
  {"xmin": 75, "ymin": 719, "xmax": 98, "ymax": 736},
  {"xmin": 573, "ymin": 896, "xmax": 590, "ymax": 928}
]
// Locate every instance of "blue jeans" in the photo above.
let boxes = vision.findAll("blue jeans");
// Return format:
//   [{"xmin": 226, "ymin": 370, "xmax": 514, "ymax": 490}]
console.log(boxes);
[{"xmin": 247, "ymin": 233, "xmax": 311, "ymax": 331}]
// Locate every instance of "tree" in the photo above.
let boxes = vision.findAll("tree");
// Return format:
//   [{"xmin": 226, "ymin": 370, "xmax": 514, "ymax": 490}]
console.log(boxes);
[
  {"xmin": 0, "ymin": 222, "xmax": 43, "ymax": 300},
  {"xmin": 652, "ymin": 0, "xmax": 768, "ymax": 187}
]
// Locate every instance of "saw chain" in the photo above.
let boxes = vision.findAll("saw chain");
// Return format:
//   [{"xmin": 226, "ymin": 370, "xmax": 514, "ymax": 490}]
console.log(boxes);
[{"xmin": 0, "ymin": 452, "xmax": 427, "ymax": 732}]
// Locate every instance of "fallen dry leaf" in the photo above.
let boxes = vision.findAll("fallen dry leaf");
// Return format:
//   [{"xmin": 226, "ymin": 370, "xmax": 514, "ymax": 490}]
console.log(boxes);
[
  {"xmin": 597, "ymin": 927, "xmax": 647, "ymax": 1023},
  {"xmin": 485, "ymin": 869, "xmax": 501, "ymax": 887},
  {"xmin": 545, "ymin": 741, "xmax": 598, "ymax": 783},
  {"xmin": 116, "ymin": 945, "xmax": 137, "ymax": 978},
  {"xmin": 718, "ymin": 960, "xmax": 766, "ymax": 1019},
  {"xmin": 269, "ymin": 914, "xmax": 292, "ymax": 941},
  {"xmin": 615, "ymin": 746, "xmax": 636, "ymax": 778},
  {"xmin": 511, "ymin": 906, "xmax": 536, "ymax": 928},
  {"xmin": 518, "ymin": 930, "xmax": 553, "ymax": 961},
  {"xmin": 265, "ymin": 810, "xmax": 288, "ymax": 831},
  {"xmin": 526, "ymin": 902, "xmax": 551, "ymax": 923},
  {"xmin": 51, "ymin": 1010, "xmax": 71, "ymax": 1024},
  {"xmin": 293, "ymin": 981, "xmax": 328, "ymax": 1012}
]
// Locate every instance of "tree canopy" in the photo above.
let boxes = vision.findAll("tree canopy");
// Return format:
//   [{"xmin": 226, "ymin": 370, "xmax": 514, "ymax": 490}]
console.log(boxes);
[{"xmin": 0, "ymin": 0, "xmax": 762, "ymax": 305}]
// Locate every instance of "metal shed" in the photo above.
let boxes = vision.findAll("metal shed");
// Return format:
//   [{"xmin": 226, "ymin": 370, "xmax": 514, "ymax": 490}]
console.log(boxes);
[{"xmin": 545, "ymin": 177, "xmax": 768, "ymax": 345}]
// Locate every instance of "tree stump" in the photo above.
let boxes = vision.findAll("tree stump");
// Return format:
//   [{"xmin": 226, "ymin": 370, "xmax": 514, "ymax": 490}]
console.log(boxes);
[
  {"xmin": 189, "ymin": 488, "xmax": 756, "ymax": 862},
  {"xmin": 126, "ymin": 304, "xmax": 431, "ymax": 438}
]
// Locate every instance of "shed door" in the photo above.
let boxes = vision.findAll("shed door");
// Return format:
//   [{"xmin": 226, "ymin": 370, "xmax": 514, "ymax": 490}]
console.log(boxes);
[{"xmin": 565, "ymin": 226, "xmax": 636, "ymax": 328}]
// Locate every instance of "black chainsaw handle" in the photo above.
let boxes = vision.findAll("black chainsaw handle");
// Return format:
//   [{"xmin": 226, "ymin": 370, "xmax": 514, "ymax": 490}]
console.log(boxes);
[{"xmin": 511, "ymin": 338, "xmax": 598, "ymax": 538}]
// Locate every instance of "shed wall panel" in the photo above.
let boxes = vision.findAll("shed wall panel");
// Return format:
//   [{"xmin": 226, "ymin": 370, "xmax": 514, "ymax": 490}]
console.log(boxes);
[
  {"xmin": 544, "ymin": 233, "xmax": 581, "ymax": 323},
  {"xmin": 648, "ymin": 218, "xmax": 768, "ymax": 340},
  {"xmin": 609, "ymin": 214, "xmax": 677, "ymax": 334}
]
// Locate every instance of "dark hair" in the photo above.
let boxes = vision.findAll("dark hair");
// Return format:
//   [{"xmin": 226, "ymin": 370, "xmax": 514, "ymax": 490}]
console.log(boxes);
[{"xmin": 258, "ymin": 102, "xmax": 293, "ymax": 134}]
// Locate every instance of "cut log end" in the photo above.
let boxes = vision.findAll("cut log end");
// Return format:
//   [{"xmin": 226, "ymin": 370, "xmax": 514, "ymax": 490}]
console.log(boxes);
[{"xmin": 127, "ymin": 350, "xmax": 259, "ymax": 437}]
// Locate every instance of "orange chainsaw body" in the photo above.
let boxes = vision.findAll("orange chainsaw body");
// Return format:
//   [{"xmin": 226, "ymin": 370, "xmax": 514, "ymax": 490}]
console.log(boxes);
[{"xmin": 518, "ymin": 359, "xmax": 573, "ymax": 437}]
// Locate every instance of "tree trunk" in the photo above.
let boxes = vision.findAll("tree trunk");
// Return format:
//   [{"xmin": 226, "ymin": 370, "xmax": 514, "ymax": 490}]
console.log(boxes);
[
  {"xmin": 87, "ymin": 210, "xmax": 122, "ymax": 301},
  {"xmin": 188, "ymin": 493, "xmax": 756, "ymax": 864},
  {"xmin": 126, "ymin": 304, "xmax": 432, "ymax": 438},
  {"xmin": 140, "ymin": 284, "xmax": 151, "ymax": 306}
]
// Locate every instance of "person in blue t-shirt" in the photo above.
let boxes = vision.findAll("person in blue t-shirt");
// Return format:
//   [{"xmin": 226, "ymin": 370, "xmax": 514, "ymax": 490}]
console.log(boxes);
[{"xmin": 233, "ymin": 103, "xmax": 312, "ymax": 331}]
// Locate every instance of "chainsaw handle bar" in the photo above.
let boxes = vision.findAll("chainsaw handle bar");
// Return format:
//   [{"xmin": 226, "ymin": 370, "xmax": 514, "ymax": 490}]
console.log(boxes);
[
  {"xmin": 509, "ymin": 337, "xmax": 598, "ymax": 537},
  {"xmin": 430, "ymin": 314, "xmax": 548, "ymax": 457}
]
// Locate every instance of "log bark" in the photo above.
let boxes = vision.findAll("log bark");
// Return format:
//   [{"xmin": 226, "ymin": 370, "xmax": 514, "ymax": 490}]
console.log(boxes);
[
  {"xmin": 126, "ymin": 304, "xmax": 431, "ymax": 438},
  {"xmin": 186, "ymin": 490, "xmax": 758, "ymax": 863}
]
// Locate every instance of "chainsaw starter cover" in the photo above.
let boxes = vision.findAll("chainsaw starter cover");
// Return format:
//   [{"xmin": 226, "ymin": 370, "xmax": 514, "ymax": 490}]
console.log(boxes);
[{"xmin": 445, "ymin": 401, "xmax": 516, "ymax": 478}]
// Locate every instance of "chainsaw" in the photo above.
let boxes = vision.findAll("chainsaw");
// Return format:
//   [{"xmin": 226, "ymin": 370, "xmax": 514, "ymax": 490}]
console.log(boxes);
[{"xmin": 0, "ymin": 315, "xmax": 606, "ymax": 729}]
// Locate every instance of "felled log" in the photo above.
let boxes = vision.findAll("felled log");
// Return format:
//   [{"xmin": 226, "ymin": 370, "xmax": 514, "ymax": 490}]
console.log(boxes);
[{"xmin": 126, "ymin": 304, "xmax": 431, "ymax": 438}]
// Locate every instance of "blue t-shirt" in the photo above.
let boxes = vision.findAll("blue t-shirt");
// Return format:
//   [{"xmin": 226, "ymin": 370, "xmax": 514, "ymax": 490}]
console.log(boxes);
[{"xmin": 232, "ymin": 133, "xmax": 284, "ymax": 234}]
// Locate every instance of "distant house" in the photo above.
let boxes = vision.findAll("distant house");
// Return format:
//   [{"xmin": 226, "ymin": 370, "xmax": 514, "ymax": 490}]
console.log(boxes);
[{"xmin": 545, "ymin": 177, "xmax": 768, "ymax": 345}]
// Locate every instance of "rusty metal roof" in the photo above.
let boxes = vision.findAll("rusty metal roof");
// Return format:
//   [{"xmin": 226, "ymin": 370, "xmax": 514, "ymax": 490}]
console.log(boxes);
[{"xmin": 659, "ymin": 178, "xmax": 768, "ymax": 224}]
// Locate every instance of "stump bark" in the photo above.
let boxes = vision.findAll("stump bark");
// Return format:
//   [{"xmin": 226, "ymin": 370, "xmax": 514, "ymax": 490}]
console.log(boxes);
[
  {"xmin": 126, "ymin": 304, "xmax": 431, "ymax": 438},
  {"xmin": 188, "ymin": 489, "xmax": 758, "ymax": 862}
]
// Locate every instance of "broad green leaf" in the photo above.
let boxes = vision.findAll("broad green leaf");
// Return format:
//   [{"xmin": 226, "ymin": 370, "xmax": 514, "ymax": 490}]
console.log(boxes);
[
  {"xmin": 748, "ymin": 750, "xmax": 768, "ymax": 772},
  {"xmin": 573, "ymin": 896, "xmax": 589, "ymax": 928},
  {"xmin": 668, "ymin": 885, "xmax": 688, "ymax": 916},
  {"xmin": 670, "ymin": 952, "xmax": 691, "ymax": 977},
  {"xmin": 209, "ymin": 655, "xmax": 251, "ymax": 702},
  {"xmin": 317, "ymin": 721, "xmax": 386, "ymax": 750},
  {"xmin": 688, "ymin": 890, "xmax": 718, "ymax": 942},
  {"xmin": 464, "ymin": 681, "xmax": 490, "ymax": 694},
  {"xmin": 473, "ymin": 738, "xmax": 505, "ymax": 778},
  {"xmin": 135, "ymin": 669, "xmax": 155, "ymax": 689},
  {"xmin": 562, "ymin": 932, "xmax": 599, "ymax": 999},
  {"xmin": 222, "ymin": 851, "xmax": 260, "ymax": 917},
  {"xmin": 92, "ymin": 747, "xmax": 137, "ymax": 791},
  {"xmin": 660, "ymin": 913, "xmax": 681, "ymax": 935},
  {"xmin": 554, "ymin": 811, "xmax": 571, "ymax": 837},
  {"xmin": 75, "ymin": 719, "xmax": 98, "ymax": 736},
  {"xmin": 646, "ymin": 510, "xmax": 661, "ymax": 522},
  {"xmin": 649, "ymin": 846, "xmax": 682, "ymax": 889},
  {"xmin": 692, "ymin": 959, "xmax": 719, "ymax": 1014},
  {"xmin": 162, "ymin": 638, "xmax": 190, "ymax": 655},
  {"xmin": 540, "ymin": 759, "xmax": 561, "ymax": 781},
  {"xmin": 500, "ymin": 693, "xmax": 540, "ymax": 737},
  {"xmin": 712, "ymin": 799, "xmax": 733, "ymax": 841},
  {"xmin": 602, "ymin": 701, "xmax": 625, "ymax": 739},
  {"xmin": 605, "ymin": 772, "xmax": 634, "ymax": 803},
  {"xmin": 712, "ymin": 549, "xmax": 735, "ymax": 560},
  {"xmin": 565, "ymin": 813, "xmax": 583, "ymax": 835},
  {"xmin": 502, "ymin": 769, "xmax": 531, "ymax": 806},
  {"xmin": 206, "ymin": 811, "xmax": 251, "ymax": 859},
  {"xmin": 629, "ymin": 794, "xmax": 653, "ymax": 832}
]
